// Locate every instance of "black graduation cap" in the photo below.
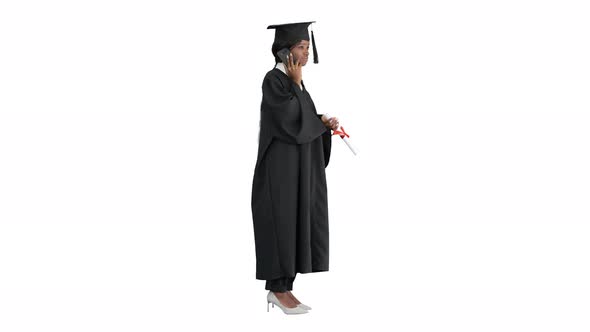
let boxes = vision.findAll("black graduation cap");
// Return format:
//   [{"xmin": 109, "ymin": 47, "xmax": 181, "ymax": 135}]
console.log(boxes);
[{"xmin": 267, "ymin": 21, "xmax": 319, "ymax": 64}]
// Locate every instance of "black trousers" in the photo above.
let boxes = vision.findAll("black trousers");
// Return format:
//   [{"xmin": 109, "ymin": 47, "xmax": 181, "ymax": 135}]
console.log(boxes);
[{"xmin": 265, "ymin": 274, "xmax": 296, "ymax": 292}]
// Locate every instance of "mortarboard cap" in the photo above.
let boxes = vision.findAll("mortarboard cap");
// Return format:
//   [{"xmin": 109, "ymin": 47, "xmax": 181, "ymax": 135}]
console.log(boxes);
[{"xmin": 267, "ymin": 21, "xmax": 319, "ymax": 64}]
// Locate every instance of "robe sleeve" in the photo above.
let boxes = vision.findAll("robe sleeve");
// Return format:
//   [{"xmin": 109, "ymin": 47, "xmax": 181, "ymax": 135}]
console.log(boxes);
[
  {"xmin": 317, "ymin": 114, "xmax": 332, "ymax": 168},
  {"xmin": 261, "ymin": 74, "xmax": 327, "ymax": 145}
]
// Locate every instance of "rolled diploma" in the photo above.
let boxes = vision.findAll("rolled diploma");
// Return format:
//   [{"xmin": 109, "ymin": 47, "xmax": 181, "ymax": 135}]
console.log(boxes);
[{"xmin": 321, "ymin": 113, "xmax": 358, "ymax": 155}]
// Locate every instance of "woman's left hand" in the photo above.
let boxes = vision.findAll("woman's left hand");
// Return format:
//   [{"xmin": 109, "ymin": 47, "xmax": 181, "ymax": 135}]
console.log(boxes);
[{"xmin": 322, "ymin": 116, "xmax": 339, "ymax": 130}]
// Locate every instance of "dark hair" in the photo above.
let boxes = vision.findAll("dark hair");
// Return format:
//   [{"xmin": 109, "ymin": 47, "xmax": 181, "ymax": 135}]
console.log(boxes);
[{"xmin": 271, "ymin": 39, "xmax": 305, "ymax": 63}]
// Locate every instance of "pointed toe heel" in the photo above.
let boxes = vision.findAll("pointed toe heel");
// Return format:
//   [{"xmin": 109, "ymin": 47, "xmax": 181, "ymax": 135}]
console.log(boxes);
[
  {"xmin": 297, "ymin": 303, "xmax": 312, "ymax": 310},
  {"xmin": 266, "ymin": 291, "xmax": 309, "ymax": 315}
]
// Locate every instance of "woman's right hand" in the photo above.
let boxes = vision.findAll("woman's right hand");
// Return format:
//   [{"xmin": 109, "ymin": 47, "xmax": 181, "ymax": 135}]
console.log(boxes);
[
  {"xmin": 322, "ymin": 116, "xmax": 339, "ymax": 130},
  {"xmin": 285, "ymin": 52, "xmax": 302, "ymax": 86}
]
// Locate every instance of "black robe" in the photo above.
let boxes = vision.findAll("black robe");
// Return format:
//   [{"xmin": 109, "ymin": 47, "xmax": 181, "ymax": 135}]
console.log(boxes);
[{"xmin": 251, "ymin": 67, "xmax": 332, "ymax": 280}]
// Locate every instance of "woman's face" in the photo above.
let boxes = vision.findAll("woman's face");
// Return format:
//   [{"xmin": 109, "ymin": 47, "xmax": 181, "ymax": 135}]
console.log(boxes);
[{"xmin": 289, "ymin": 40, "xmax": 310, "ymax": 66}]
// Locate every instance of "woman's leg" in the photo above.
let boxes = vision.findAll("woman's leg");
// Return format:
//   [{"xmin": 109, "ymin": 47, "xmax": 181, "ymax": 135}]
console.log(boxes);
[
  {"xmin": 265, "ymin": 276, "xmax": 291, "ymax": 292},
  {"xmin": 266, "ymin": 276, "xmax": 299, "ymax": 308},
  {"xmin": 285, "ymin": 274, "xmax": 305, "ymax": 305}
]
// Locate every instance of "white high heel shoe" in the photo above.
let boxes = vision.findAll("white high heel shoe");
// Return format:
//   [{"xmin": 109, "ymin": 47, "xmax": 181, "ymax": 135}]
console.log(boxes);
[
  {"xmin": 267, "ymin": 291, "xmax": 309, "ymax": 314},
  {"xmin": 297, "ymin": 303, "xmax": 312, "ymax": 310},
  {"xmin": 287, "ymin": 291, "xmax": 312, "ymax": 310}
]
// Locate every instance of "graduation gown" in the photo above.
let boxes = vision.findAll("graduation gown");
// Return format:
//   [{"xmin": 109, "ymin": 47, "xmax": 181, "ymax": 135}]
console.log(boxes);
[{"xmin": 251, "ymin": 66, "xmax": 332, "ymax": 280}]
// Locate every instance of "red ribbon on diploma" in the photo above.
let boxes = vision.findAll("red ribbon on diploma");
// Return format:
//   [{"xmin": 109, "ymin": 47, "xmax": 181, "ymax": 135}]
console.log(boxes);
[{"xmin": 332, "ymin": 126, "xmax": 349, "ymax": 138}]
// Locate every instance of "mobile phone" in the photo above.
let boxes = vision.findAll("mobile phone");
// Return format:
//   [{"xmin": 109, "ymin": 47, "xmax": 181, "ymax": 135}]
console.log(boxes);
[{"xmin": 277, "ymin": 47, "xmax": 297, "ymax": 65}]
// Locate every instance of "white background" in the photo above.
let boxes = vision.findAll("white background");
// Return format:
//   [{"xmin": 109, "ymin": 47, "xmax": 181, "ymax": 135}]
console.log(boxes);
[{"xmin": 1, "ymin": 0, "xmax": 589, "ymax": 330}]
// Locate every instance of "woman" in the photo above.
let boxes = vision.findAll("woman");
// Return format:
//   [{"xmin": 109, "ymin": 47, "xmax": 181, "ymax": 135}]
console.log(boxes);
[{"xmin": 251, "ymin": 21, "xmax": 339, "ymax": 315}]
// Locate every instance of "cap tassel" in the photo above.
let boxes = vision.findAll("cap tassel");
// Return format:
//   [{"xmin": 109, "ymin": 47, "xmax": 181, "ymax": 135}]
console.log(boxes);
[{"xmin": 311, "ymin": 28, "xmax": 319, "ymax": 64}]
